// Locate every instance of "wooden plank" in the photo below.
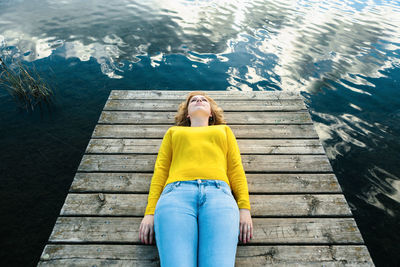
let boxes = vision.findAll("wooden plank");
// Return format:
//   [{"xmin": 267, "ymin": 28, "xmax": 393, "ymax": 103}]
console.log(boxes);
[
  {"xmin": 85, "ymin": 138, "xmax": 325, "ymax": 154},
  {"xmin": 104, "ymin": 98, "xmax": 307, "ymax": 111},
  {"xmin": 70, "ymin": 173, "xmax": 342, "ymax": 193},
  {"xmin": 109, "ymin": 90, "xmax": 302, "ymax": 100},
  {"xmin": 38, "ymin": 244, "xmax": 158, "ymax": 267},
  {"xmin": 47, "ymin": 217, "xmax": 363, "ymax": 244},
  {"xmin": 77, "ymin": 154, "xmax": 333, "ymax": 172},
  {"xmin": 38, "ymin": 244, "xmax": 374, "ymax": 266},
  {"xmin": 92, "ymin": 124, "xmax": 320, "ymax": 138},
  {"xmin": 98, "ymin": 111, "xmax": 313, "ymax": 124},
  {"xmin": 59, "ymin": 193, "xmax": 351, "ymax": 217}
]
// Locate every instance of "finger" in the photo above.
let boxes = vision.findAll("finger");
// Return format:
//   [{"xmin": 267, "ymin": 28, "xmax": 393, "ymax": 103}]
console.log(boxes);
[
  {"xmin": 149, "ymin": 228, "xmax": 154, "ymax": 244},
  {"xmin": 243, "ymin": 224, "xmax": 248, "ymax": 244},
  {"xmin": 241, "ymin": 223, "xmax": 245, "ymax": 243},
  {"xmin": 146, "ymin": 227, "xmax": 151, "ymax": 245},
  {"xmin": 251, "ymin": 224, "xmax": 254, "ymax": 239},
  {"xmin": 243, "ymin": 225, "xmax": 248, "ymax": 243},
  {"xmin": 239, "ymin": 223, "xmax": 242, "ymax": 242},
  {"xmin": 144, "ymin": 227, "xmax": 149, "ymax": 244},
  {"xmin": 141, "ymin": 224, "xmax": 145, "ymax": 243},
  {"xmin": 140, "ymin": 223, "xmax": 146, "ymax": 243}
]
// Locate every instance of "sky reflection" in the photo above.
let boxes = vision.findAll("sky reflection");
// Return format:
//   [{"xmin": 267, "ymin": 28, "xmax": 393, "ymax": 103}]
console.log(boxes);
[{"xmin": 1, "ymin": 0, "xmax": 400, "ymax": 90}]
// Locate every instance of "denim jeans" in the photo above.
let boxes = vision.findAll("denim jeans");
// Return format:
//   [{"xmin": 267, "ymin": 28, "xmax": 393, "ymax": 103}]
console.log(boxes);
[{"xmin": 154, "ymin": 179, "xmax": 240, "ymax": 267}]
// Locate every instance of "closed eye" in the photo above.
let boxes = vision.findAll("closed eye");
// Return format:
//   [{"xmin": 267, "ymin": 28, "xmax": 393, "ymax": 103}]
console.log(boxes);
[{"xmin": 191, "ymin": 98, "xmax": 207, "ymax": 102}]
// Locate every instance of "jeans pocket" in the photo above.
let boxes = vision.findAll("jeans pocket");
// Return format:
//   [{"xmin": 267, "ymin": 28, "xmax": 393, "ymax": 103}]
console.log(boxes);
[
  {"xmin": 220, "ymin": 186, "xmax": 234, "ymax": 198},
  {"xmin": 161, "ymin": 182, "xmax": 177, "ymax": 196}
]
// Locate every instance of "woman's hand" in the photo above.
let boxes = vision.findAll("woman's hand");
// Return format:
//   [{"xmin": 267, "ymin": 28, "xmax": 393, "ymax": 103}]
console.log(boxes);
[
  {"xmin": 139, "ymin": 214, "xmax": 155, "ymax": 244},
  {"xmin": 239, "ymin": 208, "xmax": 253, "ymax": 244}
]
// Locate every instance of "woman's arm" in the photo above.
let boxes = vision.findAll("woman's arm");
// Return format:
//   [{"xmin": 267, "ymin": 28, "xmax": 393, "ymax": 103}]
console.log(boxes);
[
  {"xmin": 226, "ymin": 125, "xmax": 253, "ymax": 243},
  {"xmin": 140, "ymin": 127, "xmax": 173, "ymax": 244},
  {"xmin": 226, "ymin": 126, "xmax": 251, "ymax": 210},
  {"xmin": 144, "ymin": 127, "xmax": 173, "ymax": 215}
]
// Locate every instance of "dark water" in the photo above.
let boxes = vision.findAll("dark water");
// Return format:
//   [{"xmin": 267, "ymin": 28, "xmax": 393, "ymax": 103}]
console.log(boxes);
[{"xmin": 1, "ymin": 0, "xmax": 400, "ymax": 266}]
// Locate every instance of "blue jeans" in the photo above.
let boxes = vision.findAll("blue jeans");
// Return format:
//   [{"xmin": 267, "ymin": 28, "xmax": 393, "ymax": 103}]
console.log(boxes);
[{"xmin": 154, "ymin": 179, "xmax": 240, "ymax": 267}]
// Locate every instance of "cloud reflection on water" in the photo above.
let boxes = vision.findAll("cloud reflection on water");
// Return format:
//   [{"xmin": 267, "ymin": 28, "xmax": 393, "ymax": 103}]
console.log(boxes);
[{"xmin": 1, "ymin": 0, "xmax": 399, "ymax": 89}]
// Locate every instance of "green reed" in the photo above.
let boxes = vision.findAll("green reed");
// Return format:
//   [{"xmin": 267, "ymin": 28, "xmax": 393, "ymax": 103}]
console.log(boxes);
[{"xmin": 0, "ymin": 56, "xmax": 55, "ymax": 112}]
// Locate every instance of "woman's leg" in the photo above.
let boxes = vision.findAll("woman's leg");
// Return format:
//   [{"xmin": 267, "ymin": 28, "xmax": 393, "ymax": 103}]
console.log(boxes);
[
  {"xmin": 154, "ymin": 181, "xmax": 198, "ymax": 267},
  {"xmin": 198, "ymin": 180, "xmax": 240, "ymax": 267}
]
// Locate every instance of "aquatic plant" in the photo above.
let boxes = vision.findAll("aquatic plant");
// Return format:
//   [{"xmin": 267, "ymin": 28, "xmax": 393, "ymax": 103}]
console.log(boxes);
[{"xmin": 0, "ymin": 56, "xmax": 55, "ymax": 112}]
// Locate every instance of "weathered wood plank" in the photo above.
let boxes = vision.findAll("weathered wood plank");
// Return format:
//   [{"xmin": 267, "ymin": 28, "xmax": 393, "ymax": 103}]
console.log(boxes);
[
  {"xmin": 104, "ymin": 98, "xmax": 307, "ymax": 111},
  {"xmin": 85, "ymin": 138, "xmax": 325, "ymax": 154},
  {"xmin": 92, "ymin": 124, "xmax": 320, "ymax": 138},
  {"xmin": 38, "ymin": 244, "xmax": 374, "ymax": 266},
  {"xmin": 60, "ymin": 194, "xmax": 351, "ymax": 217},
  {"xmin": 77, "ymin": 154, "xmax": 333, "ymax": 172},
  {"xmin": 70, "ymin": 173, "xmax": 342, "ymax": 193},
  {"xmin": 109, "ymin": 90, "xmax": 302, "ymax": 100},
  {"xmin": 98, "ymin": 111, "xmax": 313, "ymax": 124},
  {"xmin": 38, "ymin": 244, "xmax": 158, "ymax": 266},
  {"xmin": 48, "ymin": 217, "xmax": 364, "ymax": 244}
]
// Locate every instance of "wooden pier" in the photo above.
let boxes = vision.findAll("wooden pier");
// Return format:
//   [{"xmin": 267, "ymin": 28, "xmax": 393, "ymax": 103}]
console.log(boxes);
[{"xmin": 38, "ymin": 90, "xmax": 374, "ymax": 266}]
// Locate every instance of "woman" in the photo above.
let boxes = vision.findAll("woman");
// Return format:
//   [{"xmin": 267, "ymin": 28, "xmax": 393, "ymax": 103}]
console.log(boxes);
[{"xmin": 139, "ymin": 91, "xmax": 253, "ymax": 267}]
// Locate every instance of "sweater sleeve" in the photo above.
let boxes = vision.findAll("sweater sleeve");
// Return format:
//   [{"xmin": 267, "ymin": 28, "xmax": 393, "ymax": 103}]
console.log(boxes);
[
  {"xmin": 144, "ymin": 127, "xmax": 173, "ymax": 215},
  {"xmin": 226, "ymin": 126, "xmax": 251, "ymax": 210}
]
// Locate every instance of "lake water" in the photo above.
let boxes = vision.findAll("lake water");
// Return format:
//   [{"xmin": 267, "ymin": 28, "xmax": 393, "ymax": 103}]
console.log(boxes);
[{"xmin": 1, "ymin": 0, "xmax": 399, "ymax": 266}]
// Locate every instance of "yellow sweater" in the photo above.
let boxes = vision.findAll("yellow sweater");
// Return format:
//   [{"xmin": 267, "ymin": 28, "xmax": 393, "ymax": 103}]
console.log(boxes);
[{"xmin": 144, "ymin": 124, "xmax": 251, "ymax": 215}]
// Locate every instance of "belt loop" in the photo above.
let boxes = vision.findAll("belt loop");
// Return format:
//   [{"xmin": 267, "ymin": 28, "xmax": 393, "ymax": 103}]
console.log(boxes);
[{"xmin": 215, "ymin": 180, "xmax": 220, "ymax": 188}]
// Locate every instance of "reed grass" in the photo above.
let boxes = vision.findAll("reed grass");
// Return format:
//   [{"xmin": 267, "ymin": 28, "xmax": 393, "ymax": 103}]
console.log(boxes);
[{"xmin": 0, "ymin": 56, "xmax": 55, "ymax": 112}]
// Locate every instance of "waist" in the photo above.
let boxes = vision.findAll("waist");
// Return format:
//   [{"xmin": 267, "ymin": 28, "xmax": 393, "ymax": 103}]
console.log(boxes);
[{"xmin": 164, "ymin": 178, "xmax": 230, "ymax": 190}]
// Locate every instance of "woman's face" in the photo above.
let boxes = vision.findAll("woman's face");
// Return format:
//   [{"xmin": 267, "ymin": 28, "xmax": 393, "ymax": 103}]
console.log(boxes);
[{"xmin": 187, "ymin": 95, "xmax": 212, "ymax": 119}]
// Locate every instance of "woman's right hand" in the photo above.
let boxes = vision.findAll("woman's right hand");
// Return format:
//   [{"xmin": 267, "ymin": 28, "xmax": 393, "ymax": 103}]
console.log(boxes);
[{"xmin": 139, "ymin": 214, "xmax": 155, "ymax": 244}]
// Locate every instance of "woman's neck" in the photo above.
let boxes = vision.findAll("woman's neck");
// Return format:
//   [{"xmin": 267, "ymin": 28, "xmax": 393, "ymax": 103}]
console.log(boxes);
[{"xmin": 190, "ymin": 116, "xmax": 209, "ymax": 127}]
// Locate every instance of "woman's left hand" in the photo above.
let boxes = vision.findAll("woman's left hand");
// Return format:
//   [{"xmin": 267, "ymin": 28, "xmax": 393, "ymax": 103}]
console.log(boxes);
[{"xmin": 239, "ymin": 208, "xmax": 253, "ymax": 243}]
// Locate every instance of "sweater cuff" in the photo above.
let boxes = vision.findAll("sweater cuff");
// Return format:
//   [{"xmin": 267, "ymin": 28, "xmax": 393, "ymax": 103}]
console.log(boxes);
[
  {"xmin": 144, "ymin": 206, "xmax": 155, "ymax": 215},
  {"xmin": 237, "ymin": 202, "xmax": 251, "ymax": 210}
]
